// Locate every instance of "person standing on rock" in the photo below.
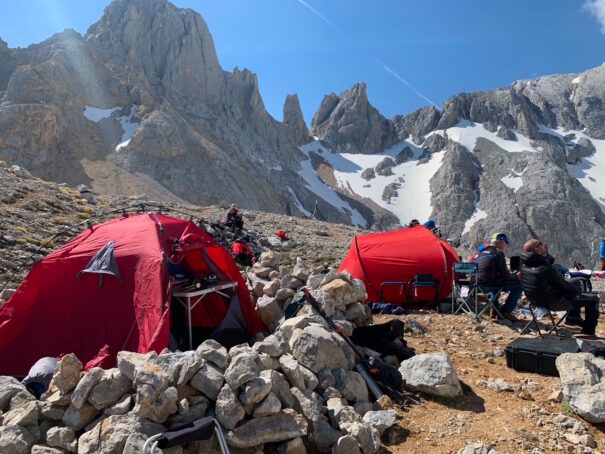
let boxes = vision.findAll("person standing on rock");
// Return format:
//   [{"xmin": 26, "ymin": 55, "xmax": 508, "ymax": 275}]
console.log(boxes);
[
  {"xmin": 520, "ymin": 238, "xmax": 600, "ymax": 336},
  {"xmin": 473, "ymin": 232, "xmax": 522, "ymax": 322},
  {"xmin": 600, "ymin": 238, "xmax": 605, "ymax": 271}
]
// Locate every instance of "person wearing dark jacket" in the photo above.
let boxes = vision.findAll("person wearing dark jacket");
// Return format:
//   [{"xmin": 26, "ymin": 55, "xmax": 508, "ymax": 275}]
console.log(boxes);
[
  {"xmin": 474, "ymin": 233, "xmax": 522, "ymax": 321},
  {"xmin": 225, "ymin": 204, "xmax": 244, "ymax": 231},
  {"xmin": 520, "ymin": 238, "xmax": 600, "ymax": 336}
]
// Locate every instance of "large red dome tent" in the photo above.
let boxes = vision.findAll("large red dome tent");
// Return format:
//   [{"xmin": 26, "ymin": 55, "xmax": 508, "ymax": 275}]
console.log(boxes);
[
  {"xmin": 339, "ymin": 226, "xmax": 459, "ymax": 305},
  {"xmin": 0, "ymin": 213, "xmax": 265, "ymax": 376}
]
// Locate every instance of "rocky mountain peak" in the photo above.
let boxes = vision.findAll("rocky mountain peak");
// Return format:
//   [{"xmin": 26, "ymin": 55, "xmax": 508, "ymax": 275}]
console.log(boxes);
[
  {"xmin": 283, "ymin": 94, "xmax": 309, "ymax": 145},
  {"xmin": 310, "ymin": 82, "xmax": 397, "ymax": 154},
  {"xmin": 85, "ymin": 0, "xmax": 223, "ymax": 106}
]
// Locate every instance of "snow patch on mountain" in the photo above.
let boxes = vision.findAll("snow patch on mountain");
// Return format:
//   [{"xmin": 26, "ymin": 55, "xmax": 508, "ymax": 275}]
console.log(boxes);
[
  {"xmin": 83, "ymin": 106, "xmax": 120, "ymax": 122},
  {"xmin": 116, "ymin": 106, "xmax": 140, "ymax": 151},
  {"xmin": 563, "ymin": 131, "xmax": 605, "ymax": 213},
  {"xmin": 301, "ymin": 140, "xmax": 444, "ymax": 225},
  {"xmin": 299, "ymin": 142, "xmax": 368, "ymax": 227},
  {"xmin": 501, "ymin": 169, "xmax": 524, "ymax": 192},
  {"xmin": 444, "ymin": 120, "xmax": 538, "ymax": 154}
]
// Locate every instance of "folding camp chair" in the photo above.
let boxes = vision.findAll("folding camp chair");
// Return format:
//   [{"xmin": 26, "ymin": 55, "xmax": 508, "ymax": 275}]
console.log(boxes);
[
  {"xmin": 451, "ymin": 262, "xmax": 478, "ymax": 315},
  {"xmin": 470, "ymin": 285, "xmax": 505, "ymax": 320},
  {"xmin": 380, "ymin": 281, "xmax": 408, "ymax": 304},
  {"xmin": 520, "ymin": 303, "xmax": 569, "ymax": 337},
  {"xmin": 143, "ymin": 417, "xmax": 230, "ymax": 454},
  {"xmin": 408, "ymin": 274, "xmax": 440, "ymax": 306}
]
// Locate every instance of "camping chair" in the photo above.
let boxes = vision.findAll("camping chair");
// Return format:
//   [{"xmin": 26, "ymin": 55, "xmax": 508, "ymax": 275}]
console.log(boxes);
[
  {"xmin": 380, "ymin": 281, "xmax": 408, "ymax": 304},
  {"xmin": 451, "ymin": 262, "xmax": 478, "ymax": 315},
  {"xmin": 143, "ymin": 417, "xmax": 230, "ymax": 454},
  {"xmin": 408, "ymin": 274, "xmax": 440, "ymax": 307},
  {"xmin": 520, "ymin": 301, "xmax": 570, "ymax": 337},
  {"xmin": 470, "ymin": 285, "xmax": 505, "ymax": 320}
]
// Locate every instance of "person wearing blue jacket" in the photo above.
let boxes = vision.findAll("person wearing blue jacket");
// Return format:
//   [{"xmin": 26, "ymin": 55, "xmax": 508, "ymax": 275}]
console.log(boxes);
[{"xmin": 600, "ymin": 238, "xmax": 605, "ymax": 271}]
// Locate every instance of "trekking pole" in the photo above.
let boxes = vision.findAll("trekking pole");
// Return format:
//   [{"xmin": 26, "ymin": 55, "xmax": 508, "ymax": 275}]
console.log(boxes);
[{"xmin": 303, "ymin": 288, "xmax": 419, "ymax": 406}]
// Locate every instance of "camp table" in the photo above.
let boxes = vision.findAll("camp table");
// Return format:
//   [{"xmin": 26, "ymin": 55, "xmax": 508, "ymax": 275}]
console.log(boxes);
[{"xmin": 172, "ymin": 282, "xmax": 238, "ymax": 349}]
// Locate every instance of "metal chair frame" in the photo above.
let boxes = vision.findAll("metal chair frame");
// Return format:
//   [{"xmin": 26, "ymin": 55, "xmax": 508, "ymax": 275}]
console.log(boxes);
[
  {"xmin": 520, "ymin": 304, "xmax": 570, "ymax": 337},
  {"xmin": 451, "ymin": 262, "xmax": 478, "ymax": 315},
  {"xmin": 470, "ymin": 285, "xmax": 505, "ymax": 320},
  {"xmin": 143, "ymin": 417, "xmax": 230, "ymax": 454}
]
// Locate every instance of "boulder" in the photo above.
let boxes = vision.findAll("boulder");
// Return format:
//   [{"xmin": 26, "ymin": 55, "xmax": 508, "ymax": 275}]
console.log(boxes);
[
  {"xmin": 277, "ymin": 436, "xmax": 306, "ymax": 454},
  {"xmin": 190, "ymin": 361, "xmax": 225, "ymax": 400},
  {"xmin": 0, "ymin": 376, "xmax": 29, "ymax": 411},
  {"xmin": 257, "ymin": 295, "xmax": 284, "ymax": 330},
  {"xmin": 62, "ymin": 403, "xmax": 101, "ymax": 431},
  {"xmin": 263, "ymin": 280, "xmax": 281, "ymax": 297},
  {"xmin": 0, "ymin": 425, "xmax": 38, "ymax": 454},
  {"xmin": 88, "ymin": 369, "xmax": 132, "ymax": 410},
  {"xmin": 31, "ymin": 446, "xmax": 64, "ymax": 454},
  {"xmin": 166, "ymin": 397, "xmax": 208, "ymax": 426},
  {"xmin": 260, "ymin": 251, "xmax": 281, "ymax": 269},
  {"xmin": 362, "ymin": 410, "xmax": 397, "ymax": 435},
  {"xmin": 71, "ymin": 367, "xmax": 104, "ymax": 409},
  {"xmin": 312, "ymin": 420, "xmax": 342, "ymax": 453},
  {"xmin": 320, "ymin": 279, "xmax": 356, "ymax": 310},
  {"xmin": 556, "ymin": 352, "xmax": 605, "ymax": 423},
  {"xmin": 241, "ymin": 377, "xmax": 272, "ymax": 405},
  {"xmin": 279, "ymin": 354, "xmax": 306, "ymax": 390},
  {"xmin": 253, "ymin": 333, "xmax": 289, "ymax": 357},
  {"xmin": 132, "ymin": 363, "xmax": 178, "ymax": 423},
  {"xmin": 155, "ymin": 350, "xmax": 202, "ymax": 387},
  {"xmin": 2, "ymin": 401, "xmax": 39, "ymax": 427},
  {"xmin": 253, "ymin": 392, "xmax": 282, "ymax": 417},
  {"xmin": 215, "ymin": 384, "xmax": 245, "ymax": 430},
  {"xmin": 224, "ymin": 351, "xmax": 262, "ymax": 390},
  {"xmin": 279, "ymin": 315, "xmax": 327, "ymax": 341},
  {"xmin": 300, "ymin": 365, "xmax": 319, "ymax": 391},
  {"xmin": 457, "ymin": 442, "xmax": 497, "ymax": 454},
  {"xmin": 116, "ymin": 351, "xmax": 157, "ymax": 381},
  {"xmin": 290, "ymin": 325, "xmax": 348, "ymax": 373},
  {"xmin": 333, "ymin": 369, "xmax": 368, "ymax": 403},
  {"xmin": 103, "ymin": 394, "xmax": 132, "ymax": 416},
  {"xmin": 46, "ymin": 427, "xmax": 77, "ymax": 452},
  {"xmin": 290, "ymin": 387, "xmax": 323, "ymax": 429},
  {"xmin": 76, "ymin": 413, "xmax": 166, "ymax": 454},
  {"xmin": 226, "ymin": 409, "xmax": 308, "ymax": 448},
  {"xmin": 398, "ymin": 352, "xmax": 462, "ymax": 398},
  {"xmin": 196, "ymin": 339, "xmax": 228, "ymax": 369},
  {"xmin": 50, "ymin": 354, "xmax": 82, "ymax": 394},
  {"xmin": 332, "ymin": 435, "xmax": 361, "ymax": 454},
  {"xmin": 262, "ymin": 370, "xmax": 296, "ymax": 408},
  {"xmin": 317, "ymin": 369, "xmax": 336, "ymax": 391}
]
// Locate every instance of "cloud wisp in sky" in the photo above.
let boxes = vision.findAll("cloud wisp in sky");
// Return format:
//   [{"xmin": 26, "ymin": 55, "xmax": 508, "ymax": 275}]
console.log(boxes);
[
  {"xmin": 294, "ymin": 0, "xmax": 436, "ymax": 107},
  {"xmin": 584, "ymin": 0, "xmax": 605, "ymax": 33}
]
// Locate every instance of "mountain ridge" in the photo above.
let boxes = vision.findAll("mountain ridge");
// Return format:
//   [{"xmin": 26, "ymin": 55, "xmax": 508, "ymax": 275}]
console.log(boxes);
[{"xmin": 1, "ymin": 0, "xmax": 605, "ymax": 265}]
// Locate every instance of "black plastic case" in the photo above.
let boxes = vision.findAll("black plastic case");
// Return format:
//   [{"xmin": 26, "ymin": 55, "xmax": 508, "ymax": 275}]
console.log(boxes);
[{"xmin": 505, "ymin": 336, "xmax": 580, "ymax": 376}]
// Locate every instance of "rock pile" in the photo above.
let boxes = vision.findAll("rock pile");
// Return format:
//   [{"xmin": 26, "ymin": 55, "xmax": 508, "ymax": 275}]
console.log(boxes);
[{"xmin": 0, "ymin": 253, "xmax": 403, "ymax": 454}]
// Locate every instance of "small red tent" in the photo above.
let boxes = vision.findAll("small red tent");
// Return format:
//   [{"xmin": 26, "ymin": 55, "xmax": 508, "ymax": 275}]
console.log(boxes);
[
  {"xmin": 0, "ymin": 213, "xmax": 265, "ymax": 376},
  {"xmin": 339, "ymin": 226, "xmax": 459, "ymax": 305}
]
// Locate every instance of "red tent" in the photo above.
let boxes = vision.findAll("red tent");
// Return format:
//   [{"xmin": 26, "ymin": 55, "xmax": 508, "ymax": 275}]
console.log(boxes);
[
  {"xmin": 0, "ymin": 213, "xmax": 265, "ymax": 376},
  {"xmin": 339, "ymin": 226, "xmax": 459, "ymax": 305}
]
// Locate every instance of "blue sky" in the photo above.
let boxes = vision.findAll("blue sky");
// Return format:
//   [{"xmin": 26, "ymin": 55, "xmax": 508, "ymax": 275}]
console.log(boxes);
[{"xmin": 2, "ymin": 0, "xmax": 605, "ymax": 125}]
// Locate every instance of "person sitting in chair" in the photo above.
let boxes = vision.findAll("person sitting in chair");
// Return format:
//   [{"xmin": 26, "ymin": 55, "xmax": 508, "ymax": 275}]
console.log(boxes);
[
  {"xmin": 225, "ymin": 204, "xmax": 244, "ymax": 231},
  {"xmin": 473, "ymin": 232, "xmax": 523, "ymax": 322},
  {"xmin": 520, "ymin": 238, "xmax": 600, "ymax": 336}
]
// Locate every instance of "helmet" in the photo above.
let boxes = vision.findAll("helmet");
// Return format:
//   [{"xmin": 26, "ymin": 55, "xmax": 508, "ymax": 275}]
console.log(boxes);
[
  {"xmin": 423, "ymin": 220, "xmax": 436, "ymax": 229},
  {"xmin": 490, "ymin": 232, "xmax": 509, "ymax": 244}
]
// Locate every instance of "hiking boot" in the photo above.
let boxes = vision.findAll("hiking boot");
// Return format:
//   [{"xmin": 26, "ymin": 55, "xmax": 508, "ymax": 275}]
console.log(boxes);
[
  {"xmin": 501, "ymin": 312, "xmax": 520, "ymax": 323},
  {"xmin": 565, "ymin": 316, "xmax": 585, "ymax": 328}
]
